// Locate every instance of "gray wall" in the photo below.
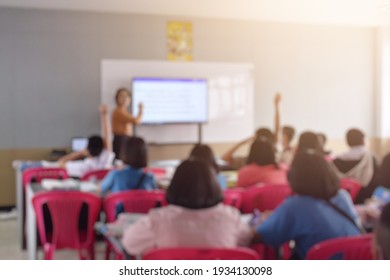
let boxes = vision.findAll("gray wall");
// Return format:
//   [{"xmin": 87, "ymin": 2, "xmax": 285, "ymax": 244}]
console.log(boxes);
[{"xmin": 0, "ymin": 7, "xmax": 374, "ymax": 149}]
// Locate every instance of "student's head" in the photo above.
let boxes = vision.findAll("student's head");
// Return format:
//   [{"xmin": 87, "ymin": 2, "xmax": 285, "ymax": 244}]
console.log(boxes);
[
  {"xmin": 166, "ymin": 159, "xmax": 223, "ymax": 209},
  {"xmin": 317, "ymin": 133, "xmax": 327, "ymax": 147},
  {"xmin": 289, "ymin": 150, "xmax": 339, "ymax": 200},
  {"xmin": 115, "ymin": 88, "xmax": 131, "ymax": 108},
  {"xmin": 189, "ymin": 144, "xmax": 219, "ymax": 173},
  {"xmin": 255, "ymin": 127, "xmax": 274, "ymax": 143},
  {"xmin": 120, "ymin": 136, "xmax": 147, "ymax": 169},
  {"xmin": 282, "ymin": 126, "xmax": 295, "ymax": 148},
  {"xmin": 296, "ymin": 131, "xmax": 323, "ymax": 155},
  {"xmin": 346, "ymin": 128, "xmax": 365, "ymax": 147},
  {"xmin": 379, "ymin": 153, "xmax": 390, "ymax": 188},
  {"xmin": 374, "ymin": 203, "xmax": 390, "ymax": 260},
  {"xmin": 247, "ymin": 137, "xmax": 277, "ymax": 166},
  {"xmin": 87, "ymin": 135, "xmax": 104, "ymax": 157}
]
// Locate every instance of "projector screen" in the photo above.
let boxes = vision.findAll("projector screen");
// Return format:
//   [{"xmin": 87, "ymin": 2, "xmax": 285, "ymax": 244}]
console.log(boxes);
[{"xmin": 132, "ymin": 77, "xmax": 208, "ymax": 124}]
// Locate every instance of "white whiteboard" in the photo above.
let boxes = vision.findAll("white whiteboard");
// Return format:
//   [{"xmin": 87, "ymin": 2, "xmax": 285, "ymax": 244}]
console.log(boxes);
[{"xmin": 101, "ymin": 59, "xmax": 254, "ymax": 144}]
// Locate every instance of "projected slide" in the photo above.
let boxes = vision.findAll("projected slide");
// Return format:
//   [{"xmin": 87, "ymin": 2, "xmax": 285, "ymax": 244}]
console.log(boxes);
[{"xmin": 132, "ymin": 78, "xmax": 208, "ymax": 124}]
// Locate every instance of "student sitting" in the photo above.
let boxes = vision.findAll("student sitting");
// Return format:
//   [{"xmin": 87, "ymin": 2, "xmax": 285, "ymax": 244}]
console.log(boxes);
[
  {"xmin": 378, "ymin": 153, "xmax": 390, "ymax": 190},
  {"xmin": 221, "ymin": 94, "xmax": 282, "ymax": 170},
  {"xmin": 373, "ymin": 202, "xmax": 390, "ymax": 259},
  {"xmin": 295, "ymin": 131, "xmax": 324, "ymax": 156},
  {"xmin": 189, "ymin": 144, "xmax": 227, "ymax": 189},
  {"xmin": 332, "ymin": 128, "xmax": 380, "ymax": 204},
  {"xmin": 252, "ymin": 151, "xmax": 362, "ymax": 259},
  {"xmin": 121, "ymin": 159, "xmax": 252, "ymax": 256},
  {"xmin": 236, "ymin": 137, "xmax": 288, "ymax": 188},
  {"xmin": 56, "ymin": 105, "xmax": 115, "ymax": 178},
  {"xmin": 100, "ymin": 136, "xmax": 157, "ymax": 193},
  {"xmin": 318, "ymin": 132, "xmax": 333, "ymax": 160},
  {"xmin": 277, "ymin": 126, "xmax": 296, "ymax": 166}
]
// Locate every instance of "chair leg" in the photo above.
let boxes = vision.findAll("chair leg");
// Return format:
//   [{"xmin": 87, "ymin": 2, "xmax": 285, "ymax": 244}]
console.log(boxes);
[
  {"xmin": 44, "ymin": 244, "xmax": 55, "ymax": 260},
  {"xmin": 105, "ymin": 242, "xmax": 112, "ymax": 260}
]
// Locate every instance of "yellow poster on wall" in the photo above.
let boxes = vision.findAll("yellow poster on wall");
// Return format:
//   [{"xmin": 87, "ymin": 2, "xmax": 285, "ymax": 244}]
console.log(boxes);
[{"xmin": 167, "ymin": 21, "xmax": 193, "ymax": 61}]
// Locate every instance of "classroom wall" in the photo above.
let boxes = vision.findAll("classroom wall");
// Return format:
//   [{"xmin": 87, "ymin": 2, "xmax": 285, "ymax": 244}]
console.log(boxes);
[{"xmin": 0, "ymin": 7, "xmax": 377, "ymax": 206}]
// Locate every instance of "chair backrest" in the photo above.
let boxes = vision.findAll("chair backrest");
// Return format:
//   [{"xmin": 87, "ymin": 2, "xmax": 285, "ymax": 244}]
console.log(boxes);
[
  {"xmin": 142, "ymin": 247, "xmax": 260, "ymax": 260},
  {"xmin": 32, "ymin": 191, "xmax": 101, "ymax": 250},
  {"xmin": 23, "ymin": 167, "xmax": 69, "ymax": 189},
  {"xmin": 80, "ymin": 169, "xmax": 111, "ymax": 182},
  {"xmin": 340, "ymin": 178, "xmax": 362, "ymax": 202},
  {"xmin": 103, "ymin": 190, "xmax": 167, "ymax": 222},
  {"xmin": 306, "ymin": 234, "xmax": 373, "ymax": 260},
  {"xmin": 144, "ymin": 167, "xmax": 167, "ymax": 177},
  {"xmin": 223, "ymin": 189, "xmax": 243, "ymax": 210},
  {"xmin": 241, "ymin": 184, "xmax": 292, "ymax": 213}
]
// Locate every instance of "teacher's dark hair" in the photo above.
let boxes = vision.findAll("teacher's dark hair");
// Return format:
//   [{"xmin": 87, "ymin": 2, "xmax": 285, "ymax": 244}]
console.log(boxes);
[
  {"xmin": 166, "ymin": 159, "xmax": 223, "ymax": 209},
  {"xmin": 189, "ymin": 144, "xmax": 219, "ymax": 173},
  {"xmin": 120, "ymin": 136, "xmax": 147, "ymax": 169},
  {"xmin": 115, "ymin": 88, "xmax": 131, "ymax": 105},
  {"xmin": 289, "ymin": 150, "xmax": 339, "ymax": 200}
]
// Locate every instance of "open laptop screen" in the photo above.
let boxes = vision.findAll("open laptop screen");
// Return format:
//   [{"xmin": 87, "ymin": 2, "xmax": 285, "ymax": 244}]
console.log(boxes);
[{"xmin": 71, "ymin": 137, "xmax": 88, "ymax": 152}]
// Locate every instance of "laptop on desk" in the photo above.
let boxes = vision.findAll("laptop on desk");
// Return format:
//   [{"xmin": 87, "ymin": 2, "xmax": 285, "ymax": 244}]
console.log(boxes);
[{"xmin": 71, "ymin": 137, "xmax": 88, "ymax": 153}]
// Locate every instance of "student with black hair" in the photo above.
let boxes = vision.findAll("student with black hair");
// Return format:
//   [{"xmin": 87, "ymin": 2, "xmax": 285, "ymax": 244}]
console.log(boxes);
[
  {"xmin": 373, "ymin": 202, "xmax": 390, "ymax": 259},
  {"xmin": 121, "ymin": 159, "xmax": 252, "ymax": 256},
  {"xmin": 111, "ymin": 88, "xmax": 144, "ymax": 159},
  {"xmin": 236, "ymin": 138, "xmax": 288, "ymax": 188},
  {"xmin": 295, "ymin": 131, "xmax": 324, "ymax": 156},
  {"xmin": 332, "ymin": 128, "xmax": 380, "ymax": 204},
  {"xmin": 252, "ymin": 151, "xmax": 361, "ymax": 259},
  {"xmin": 189, "ymin": 144, "xmax": 227, "ymax": 189},
  {"xmin": 277, "ymin": 126, "xmax": 295, "ymax": 164},
  {"xmin": 378, "ymin": 153, "xmax": 390, "ymax": 189},
  {"xmin": 221, "ymin": 94, "xmax": 281, "ymax": 170},
  {"xmin": 57, "ymin": 105, "xmax": 115, "ymax": 178},
  {"xmin": 100, "ymin": 136, "xmax": 156, "ymax": 193}
]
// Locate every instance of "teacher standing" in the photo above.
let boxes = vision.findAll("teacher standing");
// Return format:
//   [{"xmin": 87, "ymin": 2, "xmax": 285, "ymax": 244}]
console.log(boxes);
[{"xmin": 112, "ymin": 88, "xmax": 143, "ymax": 159}]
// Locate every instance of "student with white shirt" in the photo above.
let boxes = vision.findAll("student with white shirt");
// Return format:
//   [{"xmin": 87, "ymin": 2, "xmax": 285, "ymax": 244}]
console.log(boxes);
[
  {"xmin": 57, "ymin": 104, "xmax": 115, "ymax": 178},
  {"xmin": 332, "ymin": 128, "xmax": 380, "ymax": 204}
]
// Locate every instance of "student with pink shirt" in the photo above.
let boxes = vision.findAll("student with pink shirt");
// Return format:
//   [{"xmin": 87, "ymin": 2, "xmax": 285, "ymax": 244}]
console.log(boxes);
[
  {"xmin": 236, "ymin": 138, "xmax": 288, "ymax": 188},
  {"xmin": 121, "ymin": 159, "xmax": 252, "ymax": 256}
]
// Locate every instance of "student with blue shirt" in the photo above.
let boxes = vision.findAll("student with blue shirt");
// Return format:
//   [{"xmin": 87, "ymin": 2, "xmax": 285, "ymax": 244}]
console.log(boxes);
[
  {"xmin": 252, "ymin": 150, "xmax": 362, "ymax": 259},
  {"xmin": 189, "ymin": 144, "xmax": 227, "ymax": 189},
  {"xmin": 100, "ymin": 136, "xmax": 157, "ymax": 194}
]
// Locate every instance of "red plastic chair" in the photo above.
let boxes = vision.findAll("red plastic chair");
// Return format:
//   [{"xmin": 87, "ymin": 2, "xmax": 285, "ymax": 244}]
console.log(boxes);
[
  {"xmin": 103, "ymin": 190, "xmax": 167, "ymax": 223},
  {"xmin": 103, "ymin": 190, "xmax": 167, "ymax": 259},
  {"xmin": 80, "ymin": 169, "xmax": 111, "ymax": 182},
  {"xmin": 142, "ymin": 247, "xmax": 260, "ymax": 260},
  {"xmin": 241, "ymin": 184, "xmax": 292, "ymax": 213},
  {"xmin": 32, "ymin": 191, "xmax": 101, "ymax": 260},
  {"xmin": 242, "ymin": 184, "xmax": 292, "ymax": 260},
  {"xmin": 340, "ymin": 178, "xmax": 362, "ymax": 203},
  {"xmin": 21, "ymin": 167, "xmax": 69, "ymax": 249},
  {"xmin": 144, "ymin": 167, "xmax": 167, "ymax": 179},
  {"xmin": 23, "ymin": 167, "xmax": 69, "ymax": 189},
  {"xmin": 306, "ymin": 234, "xmax": 373, "ymax": 260},
  {"xmin": 223, "ymin": 189, "xmax": 243, "ymax": 210}
]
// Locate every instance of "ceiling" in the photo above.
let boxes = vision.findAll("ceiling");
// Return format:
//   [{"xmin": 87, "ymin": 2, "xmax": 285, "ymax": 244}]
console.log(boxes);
[{"xmin": 0, "ymin": 0, "xmax": 390, "ymax": 26}]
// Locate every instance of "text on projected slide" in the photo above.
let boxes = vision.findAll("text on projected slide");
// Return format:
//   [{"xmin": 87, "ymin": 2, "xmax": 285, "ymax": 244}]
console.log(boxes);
[{"xmin": 132, "ymin": 78, "xmax": 208, "ymax": 124}]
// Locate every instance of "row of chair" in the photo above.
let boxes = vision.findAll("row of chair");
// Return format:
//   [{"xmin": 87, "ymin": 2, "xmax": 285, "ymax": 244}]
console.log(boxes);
[
  {"xmin": 140, "ymin": 233, "xmax": 374, "ymax": 260},
  {"xmin": 24, "ymin": 167, "xmax": 363, "ymax": 260}
]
